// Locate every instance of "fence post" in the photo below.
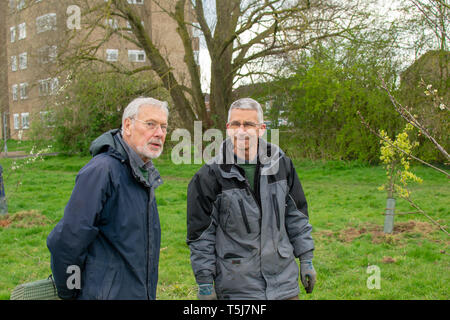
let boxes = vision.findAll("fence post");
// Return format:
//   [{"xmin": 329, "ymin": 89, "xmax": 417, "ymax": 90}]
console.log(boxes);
[{"xmin": 0, "ymin": 164, "xmax": 7, "ymax": 215}]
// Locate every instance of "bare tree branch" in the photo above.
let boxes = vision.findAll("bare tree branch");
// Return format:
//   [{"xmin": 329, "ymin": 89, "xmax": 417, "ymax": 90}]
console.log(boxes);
[
  {"xmin": 379, "ymin": 77, "xmax": 450, "ymax": 161},
  {"xmin": 357, "ymin": 111, "xmax": 449, "ymax": 177}
]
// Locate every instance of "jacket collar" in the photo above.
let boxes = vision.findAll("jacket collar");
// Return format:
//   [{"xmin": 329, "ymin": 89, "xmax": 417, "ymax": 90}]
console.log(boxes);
[
  {"xmin": 115, "ymin": 133, "xmax": 163, "ymax": 189},
  {"xmin": 89, "ymin": 129, "xmax": 163, "ymax": 189},
  {"xmin": 213, "ymin": 138, "xmax": 284, "ymax": 180}
]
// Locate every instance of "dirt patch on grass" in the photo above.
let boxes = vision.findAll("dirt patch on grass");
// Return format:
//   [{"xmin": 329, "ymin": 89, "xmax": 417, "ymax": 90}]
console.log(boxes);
[
  {"xmin": 0, "ymin": 211, "xmax": 52, "ymax": 228},
  {"xmin": 0, "ymin": 217, "xmax": 11, "ymax": 228},
  {"xmin": 321, "ymin": 220, "xmax": 440, "ymax": 244},
  {"xmin": 381, "ymin": 256, "xmax": 397, "ymax": 263}
]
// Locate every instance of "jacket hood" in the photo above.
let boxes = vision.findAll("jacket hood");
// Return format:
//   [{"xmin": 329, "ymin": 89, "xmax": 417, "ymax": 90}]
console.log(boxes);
[
  {"xmin": 89, "ymin": 129, "xmax": 163, "ymax": 190},
  {"xmin": 89, "ymin": 129, "xmax": 127, "ymax": 159}
]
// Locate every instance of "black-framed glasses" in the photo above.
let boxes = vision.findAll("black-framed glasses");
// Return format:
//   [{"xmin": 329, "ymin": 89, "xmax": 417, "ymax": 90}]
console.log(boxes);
[
  {"xmin": 227, "ymin": 121, "xmax": 261, "ymax": 130},
  {"xmin": 133, "ymin": 118, "xmax": 168, "ymax": 133}
]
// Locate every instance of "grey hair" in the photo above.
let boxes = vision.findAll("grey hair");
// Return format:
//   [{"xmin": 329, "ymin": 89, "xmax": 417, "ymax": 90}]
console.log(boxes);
[
  {"xmin": 227, "ymin": 98, "xmax": 264, "ymax": 123},
  {"xmin": 122, "ymin": 97, "xmax": 169, "ymax": 129}
]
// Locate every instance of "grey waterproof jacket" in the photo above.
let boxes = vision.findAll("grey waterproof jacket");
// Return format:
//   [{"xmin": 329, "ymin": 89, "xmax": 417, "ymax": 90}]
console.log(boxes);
[{"xmin": 187, "ymin": 139, "xmax": 314, "ymax": 300}]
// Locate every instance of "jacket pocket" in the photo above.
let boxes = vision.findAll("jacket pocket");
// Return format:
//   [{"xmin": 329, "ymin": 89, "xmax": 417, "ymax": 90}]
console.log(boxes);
[
  {"xmin": 272, "ymin": 194, "xmax": 280, "ymax": 231},
  {"xmin": 277, "ymin": 240, "xmax": 294, "ymax": 258},
  {"xmin": 215, "ymin": 254, "xmax": 264, "ymax": 297},
  {"xmin": 238, "ymin": 199, "xmax": 251, "ymax": 234}
]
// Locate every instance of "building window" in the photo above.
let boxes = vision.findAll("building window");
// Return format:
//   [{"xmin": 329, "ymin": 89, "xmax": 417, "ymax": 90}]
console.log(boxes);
[
  {"xmin": 38, "ymin": 79, "xmax": 50, "ymax": 96},
  {"xmin": 51, "ymin": 78, "xmax": 59, "ymax": 95},
  {"xmin": 36, "ymin": 13, "xmax": 57, "ymax": 33},
  {"xmin": 19, "ymin": 83, "xmax": 28, "ymax": 100},
  {"xmin": 105, "ymin": 18, "xmax": 118, "ymax": 29},
  {"xmin": 38, "ymin": 45, "xmax": 58, "ymax": 64},
  {"xmin": 12, "ymin": 84, "xmax": 18, "ymax": 101},
  {"xmin": 13, "ymin": 114, "xmax": 20, "ymax": 130},
  {"xmin": 11, "ymin": 55, "xmax": 17, "ymax": 72},
  {"xmin": 18, "ymin": 23, "xmax": 26, "ymax": 40},
  {"xmin": 40, "ymin": 111, "xmax": 55, "ymax": 127},
  {"xmin": 10, "ymin": 26, "xmax": 16, "ymax": 43},
  {"xmin": 128, "ymin": 50, "xmax": 146, "ymax": 62},
  {"xmin": 49, "ymin": 45, "xmax": 58, "ymax": 62},
  {"xmin": 21, "ymin": 113, "xmax": 30, "ymax": 129},
  {"xmin": 38, "ymin": 77, "xmax": 59, "ymax": 96},
  {"xmin": 19, "ymin": 52, "xmax": 27, "ymax": 70},
  {"xmin": 106, "ymin": 49, "xmax": 119, "ymax": 62},
  {"xmin": 17, "ymin": 0, "xmax": 25, "ymax": 10}
]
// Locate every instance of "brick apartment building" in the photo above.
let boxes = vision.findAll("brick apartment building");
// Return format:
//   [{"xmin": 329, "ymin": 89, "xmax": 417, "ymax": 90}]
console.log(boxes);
[{"xmin": 1, "ymin": 0, "xmax": 199, "ymax": 140}]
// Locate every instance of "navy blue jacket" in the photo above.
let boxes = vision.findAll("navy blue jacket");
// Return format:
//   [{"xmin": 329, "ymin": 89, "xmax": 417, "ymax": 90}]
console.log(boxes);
[{"xmin": 47, "ymin": 130, "xmax": 163, "ymax": 300}]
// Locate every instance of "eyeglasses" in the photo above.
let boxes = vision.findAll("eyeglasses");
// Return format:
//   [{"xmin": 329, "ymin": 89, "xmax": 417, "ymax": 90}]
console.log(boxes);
[
  {"xmin": 133, "ymin": 118, "xmax": 168, "ymax": 133},
  {"xmin": 227, "ymin": 121, "xmax": 261, "ymax": 130}
]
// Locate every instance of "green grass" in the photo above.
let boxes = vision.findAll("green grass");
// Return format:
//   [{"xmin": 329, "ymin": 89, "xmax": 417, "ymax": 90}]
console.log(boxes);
[
  {"xmin": 0, "ymin": 154, "xmax": 448, "ymax": 300},
  {"xmin": 1, "ymin": 139, "xmax": 35, "ymax": 154}
]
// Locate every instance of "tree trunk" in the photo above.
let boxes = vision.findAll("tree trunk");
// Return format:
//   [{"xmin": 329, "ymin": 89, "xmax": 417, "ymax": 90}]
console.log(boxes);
[
  {"xmin": 209, "ymin": 59, "xmax": 234, "ymax": 129},
  {"xmin": 206, "ymin": 0, "xmax": 240, "ymax": 129}
]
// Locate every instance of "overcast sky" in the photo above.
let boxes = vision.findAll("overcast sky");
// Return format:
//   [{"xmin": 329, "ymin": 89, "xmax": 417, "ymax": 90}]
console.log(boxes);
[{"xmin": 196, "ymin": 0, "xmax": 428, "ymax": 93}]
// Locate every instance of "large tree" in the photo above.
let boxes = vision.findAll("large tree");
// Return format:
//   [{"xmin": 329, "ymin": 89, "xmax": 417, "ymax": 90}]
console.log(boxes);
[{"xmin": 60, "ymin": 0, "xmax": 372, "ymax": 130}]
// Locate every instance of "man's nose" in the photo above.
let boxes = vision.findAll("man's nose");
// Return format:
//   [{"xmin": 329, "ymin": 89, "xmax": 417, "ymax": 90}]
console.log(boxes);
[
  {"xmin": 153, "ymin": 125, "xmax": 165, "ymax": 138},
  {"xmin": 236, "ymin": 125, "xmax": 247, "ymax": 134}
]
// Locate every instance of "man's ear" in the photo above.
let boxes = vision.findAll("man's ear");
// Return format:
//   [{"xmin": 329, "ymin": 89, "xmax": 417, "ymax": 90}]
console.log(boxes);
[
  {"xmin": 258, "ymin": 123, "xmax": 266, "ymax": 137},
  {"xmin": 123, "ymin": 118, "xmax": 133, "ymax": 136}
]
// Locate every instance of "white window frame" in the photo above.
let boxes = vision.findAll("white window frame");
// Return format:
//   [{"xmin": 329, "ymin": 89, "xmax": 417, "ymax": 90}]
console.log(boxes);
[
  {"xmin": 11, "ymin": 55, "xmax": 17, "ymax": 72},
  {"xmin": 36, "ymin": 13, "xmax": 57, "ymax": 33},
  {"xmin": 105, "ymin": 18, "xmax": 118, "ymax": 29},
  {"xmin": 17, "ymin": 0, "xmax": 25, "ymax": 10},
  {"xmin": 12, "ymin": 84, "xmax": 18, "ymax": 101},
  {"xmin": 18, "ymin": 22, "xmax": 26, "ymax": 40},
  {"xmin": 19, "ymin": 82, "xmax": 28, "ymax": 100},
  {"xmin": 50, "ymin": 77, "xmax": 59, "ymax": 95},
  {"xmin": 40, "ymin": 111, "xmax": 55, "ymax": 128},
  {"xmin": 18, "ymin": 52, "xmax": 27, "ymax": 70},
  {"xmin": 48, "ymin": 45, "xmax": 57, "ymax": 63},
  {"xmin": 38, "ymin": 45, "xmax": 57, "ymax": 64},
  {"xmin": 38, "ymin": 78, "xmax": 50, "ymax": 96},
  {"xmin": 128, "ymin": 49, "xmax": 146, "ymax": 62},
  {"xmin": 13, "ymin": 114, "xmax": 20, "ymax": 130},
  {"xmin": 10, "ymin": 26, "xmax": 16, "ymax": 43},
  {"xmin": 21, "ymin": 113, "xmax": 30, "ymax": 129},
  {"xmin": 126, "ymin": 21, "xmax": 132, "ymax": 33},
  {"xmin": 106, "ymin": 49, "xmax": 119, "ymax": 62}
]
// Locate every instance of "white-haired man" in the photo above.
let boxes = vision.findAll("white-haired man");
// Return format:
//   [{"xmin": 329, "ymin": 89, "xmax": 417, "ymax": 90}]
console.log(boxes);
[
  {"xmin": 47, "ymin": 97, "xmax": 168, "ymax": 300},
  {"xmin": 187, "ymin": 98, "xmax": 316, "ymax": 300}
]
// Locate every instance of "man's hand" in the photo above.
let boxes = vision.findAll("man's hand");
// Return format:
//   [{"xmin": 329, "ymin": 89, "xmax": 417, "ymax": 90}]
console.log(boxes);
[
  {"xmin": 197, "ymin": 283, "xmax": 217, "ymax": 300},
  {"xmin": 300, "ymin": 260, "xmax": 316, "ymax": 294}
]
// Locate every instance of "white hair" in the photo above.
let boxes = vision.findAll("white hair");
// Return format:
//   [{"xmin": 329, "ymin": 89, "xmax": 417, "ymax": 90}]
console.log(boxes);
[
  {"xmin": 227, "ymin": 98, "xmax": 264, "ymax": 123},
  {"xmin": 122, "ymin": 97, "xmax": 169, "ymax": 128}
]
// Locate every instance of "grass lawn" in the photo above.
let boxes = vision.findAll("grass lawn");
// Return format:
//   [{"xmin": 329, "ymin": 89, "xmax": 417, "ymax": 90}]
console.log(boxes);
[{"xmin": 0, "ymin": 151, "xmax": 448, "ymax": 300}]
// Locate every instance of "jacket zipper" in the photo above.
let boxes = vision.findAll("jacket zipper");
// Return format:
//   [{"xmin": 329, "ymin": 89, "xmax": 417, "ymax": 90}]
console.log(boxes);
[
  {"xmin": 272, "ymin": 194, "xmax": 281, "ymax": 231},
  {"xmin": 238, "ymin": 199, "xmax": 251, "ymax": 234},
  {"xmin": 122, "ymin": 151, "xmax": 152, "ymax": 299},
  {"xmin": 145, "ymin": 197, "xmax": 150, "ymax": 300},
  {"xmin": 244, "ymin": 181, "xmax": 262, "ymax": 215}
]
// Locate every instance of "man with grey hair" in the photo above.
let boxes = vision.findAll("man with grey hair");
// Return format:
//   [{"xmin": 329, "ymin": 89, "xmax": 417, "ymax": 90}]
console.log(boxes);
[
  {"xmin": 47, "ymin": 97, "xmax": 168, "ymax": 299},
  {"xmin": 187, "ymin": 97, "xmax": 316, "ymax": 300}
]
